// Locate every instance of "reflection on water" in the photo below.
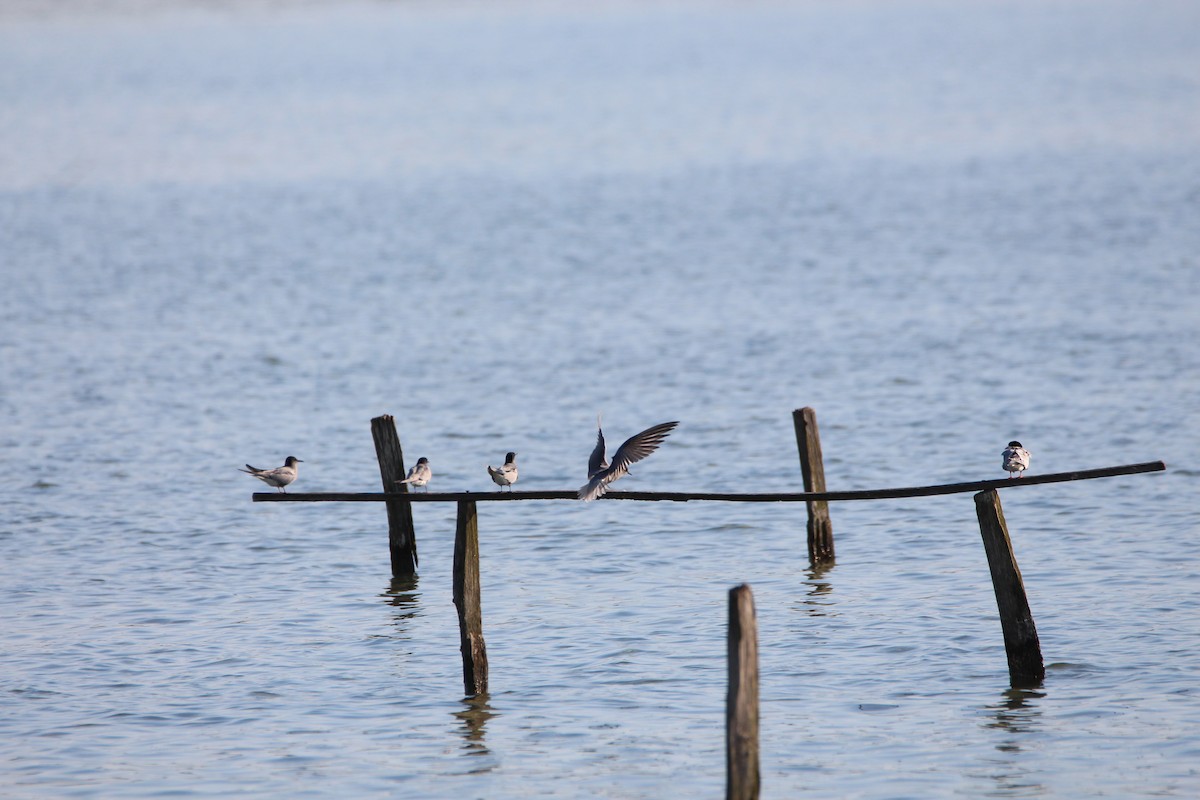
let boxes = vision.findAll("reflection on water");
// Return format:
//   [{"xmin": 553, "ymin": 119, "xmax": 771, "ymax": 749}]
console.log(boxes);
[
  {"xmin": 378, "ymin": 576, "xmax": 421, "ymax": 647},
  {"xmin": 985, "ymin": 687, "xmax": 1046, "ymax": 744},
  {"xmin": 453, "ymin": 694, "xmax": 498, "ymax": 772},
  {"xmin": 798, "ymin": 563, "xmax": 837, "ymax": 617},
  {"xmin": 981, "ymin": 688, "xmax": 1049, "ymax": 796},
  {"xmin": 381, "ymin": 575, "xmax": 421, "ymax": 615}
]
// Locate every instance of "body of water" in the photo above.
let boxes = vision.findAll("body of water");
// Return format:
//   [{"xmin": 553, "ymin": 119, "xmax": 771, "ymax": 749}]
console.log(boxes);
[{"xmin": 2, "ymin": 1, "xmax": 1199, "ymax": 797}]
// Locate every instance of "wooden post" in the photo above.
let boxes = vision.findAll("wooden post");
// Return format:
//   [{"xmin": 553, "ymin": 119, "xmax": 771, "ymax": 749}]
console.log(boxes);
[
  {"xmin": 453, "ymin": 500, "xmax": 488, "ymax": 696},
  {"xmin": 727, "ymin": 584, "xmax": 760, "ymax": 800},
  {"xmin": 974, "ymin": 490, "xmax": 1045, "ymax": 687},
  {"xmin": 793, "ymin": 407, "xmax": 834, "ymax": 564},
  {"xmin": 371, "ymin": 414, "xmax": 418, "ymax": 576}
]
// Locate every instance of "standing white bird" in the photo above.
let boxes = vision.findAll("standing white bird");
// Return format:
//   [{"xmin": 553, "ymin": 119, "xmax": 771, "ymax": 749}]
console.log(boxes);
[
  {"xmin": 487, "ymin": 452, "xmax": 519, "ymax": 491},
  {"xmin": 240, "ymin": 456, "xmax": 303, "ymax": 493},
  {"xmin": 397, "ymin": 457, "xmax": 431, "ymax": 491},
  {"xmin": 577, "ymin": 416, "xmax": 679, "ymax": 501},
  {"xmin": 1002, "ymin": 441, "xmax": 1031, "ymax": 478}
]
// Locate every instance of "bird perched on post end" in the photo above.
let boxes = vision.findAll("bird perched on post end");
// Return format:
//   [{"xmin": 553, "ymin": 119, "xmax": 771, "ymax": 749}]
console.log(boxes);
[
  {"xmin": 577, "ymin": 416, "xmax": 679, "ymax": 501},
  {"xmin": 397, "ymin": 457, "xmax": 431, "ymax": 491},
  {"xmin": 240, "ymin": 456, "xmax": 303, "ymax": 493},
  {"xmin": 1002, "ymin": 441, "xmax": 1031, "ymax": 478},
  {"xmin": 487, "ymin": 452, "xmax": 519, "ymax": 491}
]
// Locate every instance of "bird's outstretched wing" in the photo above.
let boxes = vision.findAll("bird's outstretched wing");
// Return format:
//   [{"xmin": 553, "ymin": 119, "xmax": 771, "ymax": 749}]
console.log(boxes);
[
  {"xmin": 587, "ymin": 416, "xmax": 608, "ymax": 479},
  {"xmin": 609, "ymin": 421, "xmax": 679, "ymax": 472},
  {"xmin": 577, "ymin": 420, "xmax": 678, "ymax": 501}
]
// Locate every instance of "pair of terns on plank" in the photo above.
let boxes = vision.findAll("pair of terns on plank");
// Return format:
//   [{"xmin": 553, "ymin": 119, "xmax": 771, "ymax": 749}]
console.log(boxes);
[
  {"xmin": 242, "ymin": 416, "xmax": 681, "ymax": 500},
  {"xmin": 398, "ymin": 453, "xmax": 518, "ymax": 492},
  {"xmin": 395, "ymin": 453, "xmax": 515, "ymax": 492}
]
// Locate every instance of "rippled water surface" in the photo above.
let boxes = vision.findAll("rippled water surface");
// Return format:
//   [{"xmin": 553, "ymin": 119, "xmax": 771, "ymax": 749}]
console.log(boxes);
[{"xmin": 2, "ymin": 1, "xmax": 1199, "ymax": 797}]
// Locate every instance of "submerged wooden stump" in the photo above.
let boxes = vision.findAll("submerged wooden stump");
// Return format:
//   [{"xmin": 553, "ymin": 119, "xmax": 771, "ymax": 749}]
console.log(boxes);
[
  {"xmin": 371, "ymin": 414, "xmax": 418, "ymax": 576},
  {"xmin": 453, "ymin": 500, "xmax": 488, "ymax": 696},
  {"xmin": 793, "ymin": 407, "xmax": 834, "ymax": 564},
  {"xmin": 975, "ymin": 489, "xmax": 1045, "ymax": 687},
  {"xmin": 727, "ymin": 584, "xmax": 760, "ymax": 800}
]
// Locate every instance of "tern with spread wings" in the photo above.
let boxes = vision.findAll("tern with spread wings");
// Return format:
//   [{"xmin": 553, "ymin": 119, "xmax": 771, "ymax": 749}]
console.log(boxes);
[{"xmin": 577, "ymin": 417, "xmax": 678, "ymax": 501}]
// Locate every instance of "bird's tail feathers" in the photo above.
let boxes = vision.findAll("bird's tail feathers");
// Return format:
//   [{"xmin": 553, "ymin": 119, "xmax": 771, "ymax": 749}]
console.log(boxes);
[{"xmin": 577, "ymin": 477, "xmax": 608, "ymax": 502}]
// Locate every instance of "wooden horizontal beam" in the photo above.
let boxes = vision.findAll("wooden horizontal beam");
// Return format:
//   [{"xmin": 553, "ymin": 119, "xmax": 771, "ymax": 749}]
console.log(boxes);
[{"xmin": 252, "ymin": 460, "xmax": 1164, "ymax": 503}]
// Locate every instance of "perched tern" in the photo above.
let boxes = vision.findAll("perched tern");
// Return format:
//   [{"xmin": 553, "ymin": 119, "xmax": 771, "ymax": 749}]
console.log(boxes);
[
  {"xmin": 577, "ymin": 416, "xmax": 679, "ymax": 501},
  {"xmin": 487, "ymin": 452, "xmax": 519, "ymax": 491},
  {"xmin": 397, "ymin": 457, "xmax": 431, "ymax": 491},
  {"xmin": 1002, "ymin": 441, "xmax": 1031, "ymax": 478},
  {"xmin": 240, "ymin": 456, "xmax": 303, "ymax": 493}
]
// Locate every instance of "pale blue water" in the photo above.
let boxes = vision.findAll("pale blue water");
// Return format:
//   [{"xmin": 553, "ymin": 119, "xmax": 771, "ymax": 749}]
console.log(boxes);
[{"xmin": 2, "ymin": 1, "xmax": 1199, "ymax": 797}]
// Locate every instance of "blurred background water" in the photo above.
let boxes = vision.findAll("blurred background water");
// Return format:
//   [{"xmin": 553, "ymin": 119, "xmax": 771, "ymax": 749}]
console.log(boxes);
[{"xmin": 1, "ymin": 0, "xmax": 1198, "ymax": 797}]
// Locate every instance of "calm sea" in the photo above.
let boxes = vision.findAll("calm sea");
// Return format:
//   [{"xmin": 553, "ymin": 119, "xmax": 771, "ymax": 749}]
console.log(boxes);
[{"xmin": 2, "ymin": 1, "xmax": 1199, "ymax": 797}]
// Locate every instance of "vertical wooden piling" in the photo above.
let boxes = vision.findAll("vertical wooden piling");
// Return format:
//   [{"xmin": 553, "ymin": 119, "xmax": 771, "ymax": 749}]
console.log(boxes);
[
  {"xmin": 453, "ymin": 500, "xmax": 488, "ymax": 697},
  {"xmin": 793, "ymin": 407, "xmax": 834, "ymax": 564},
  {"xmin": 727, "ymin": 584, "xmax": 760, "ymax": 800},
  {"xmin": 974, "ymin": 490, "xmax": 1045, "ymax": 687},
  {"xmin": 371, "ymin": 414, "xmax": 418, "ymax": 576}
]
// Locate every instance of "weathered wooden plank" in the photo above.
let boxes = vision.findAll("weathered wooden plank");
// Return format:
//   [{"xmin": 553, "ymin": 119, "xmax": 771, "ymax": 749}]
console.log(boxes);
[
  {"xmin": 453, "ymin": 500, "xmax": 488, "ymax": 697},
  {"xmin": 252, "ymin": 460, "xmax": 1165, "ymax": 503},
  {"xmin": 975, "ymin": 489, "xmax": 1045, "ymax": 687},
  {"xmin": 727, "ymin": 584, "xmax": 760, "ymax": 800},
  {"xmin": 793, "ymin": 407, "xmax": 834, "ymax": 564},
  {"xmin": 371, "ymin": 415, "xmax": 418, "ymax": 575}
]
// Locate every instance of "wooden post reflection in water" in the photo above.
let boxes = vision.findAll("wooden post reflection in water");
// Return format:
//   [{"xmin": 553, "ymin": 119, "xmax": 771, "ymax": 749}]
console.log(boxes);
[
  {"xmin": 727, "ymin": 583, "xmax": 760, "ymax": 800},
  {"xmin": 453, "ymin": 500, "xmax": 488, "ymax": 696},
  {"xmin": 454, "ymin": 694, "xmax": 496, "ymax": 758},
  {"xmin": 793, "ymin": 407, "xmax": 834, "ymax": 564},
  {"xmin": 974, "ymin": 489, "xmax": 1045, "ymax": 687},
  {"xmin": 371, "ymin": 414, "xmax": 418, "ymax": 576}
]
